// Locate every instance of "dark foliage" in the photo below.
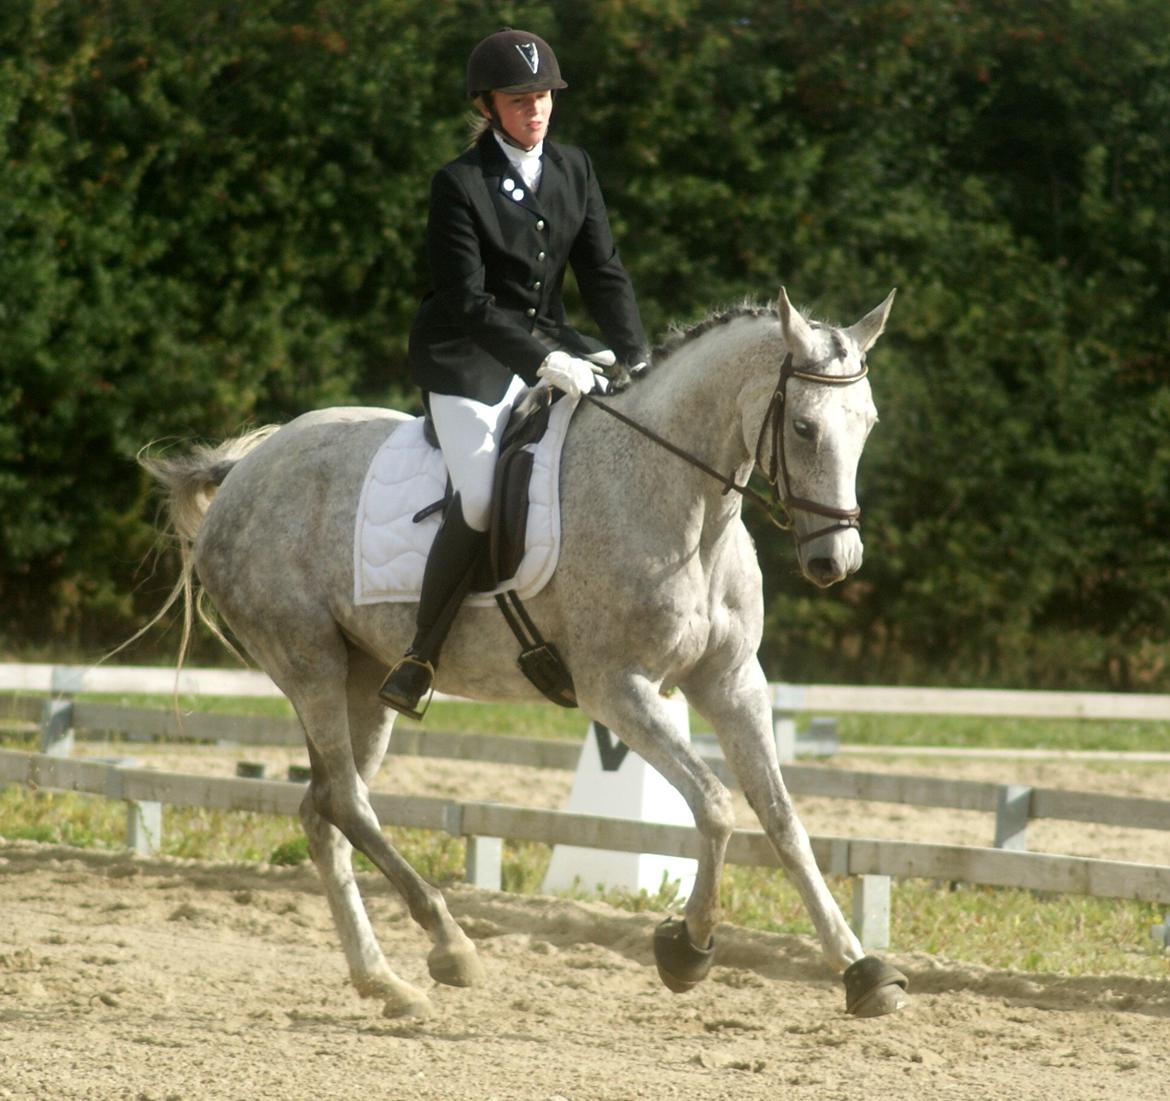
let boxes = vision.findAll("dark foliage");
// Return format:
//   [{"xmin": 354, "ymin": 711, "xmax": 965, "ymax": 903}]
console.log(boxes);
[{"xmin": 3, "ymin": 0, "xmax": 1169, "ymax": 687}]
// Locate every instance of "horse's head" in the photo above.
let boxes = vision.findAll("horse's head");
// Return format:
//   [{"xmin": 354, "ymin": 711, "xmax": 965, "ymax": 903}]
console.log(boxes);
[{"xmin": 745, "ymin": 287, "xmax": 895, "ymax": 588}]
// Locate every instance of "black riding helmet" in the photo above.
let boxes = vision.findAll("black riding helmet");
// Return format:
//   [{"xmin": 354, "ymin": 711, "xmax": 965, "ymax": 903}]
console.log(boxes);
[{"xmin": 466, "ymin": 28, "xmax": 568, "ymax": 97}]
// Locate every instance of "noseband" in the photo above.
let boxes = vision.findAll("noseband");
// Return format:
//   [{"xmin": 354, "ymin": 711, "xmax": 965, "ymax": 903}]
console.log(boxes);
[{"xmin": 584, "ymin": 352, "xmax": 869, "ymax": 547}]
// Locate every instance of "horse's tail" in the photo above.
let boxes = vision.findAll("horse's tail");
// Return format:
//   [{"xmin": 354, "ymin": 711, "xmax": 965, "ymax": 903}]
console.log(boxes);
[
  {"xmin": 139, "ymin": 425, "xmax": 279, "ymax": 545},
  {"xmin": 124, "ymin": 425, "xmax": 281, "ymax": 670}
]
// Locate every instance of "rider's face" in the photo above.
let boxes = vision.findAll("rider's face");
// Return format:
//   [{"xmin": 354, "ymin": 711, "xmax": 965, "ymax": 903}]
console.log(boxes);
[{"xmin": 483, "ymin": 90, "xmax": 552, "ymax": 149}]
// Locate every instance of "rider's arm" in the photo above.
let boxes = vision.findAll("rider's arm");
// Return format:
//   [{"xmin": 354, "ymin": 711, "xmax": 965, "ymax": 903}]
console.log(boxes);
[{"xmin": 567, "ymin": 149, "xmax": 650, "ymax": 369}]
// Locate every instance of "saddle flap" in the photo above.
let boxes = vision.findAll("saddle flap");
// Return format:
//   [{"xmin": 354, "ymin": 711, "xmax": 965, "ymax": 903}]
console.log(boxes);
[
  {"xmin": 478, "ymin": 387, "xmax": 559, "ymax": 590},
  {"xmin": 488, "ymin": 448, "xmax": 535, "ymax": 587}
]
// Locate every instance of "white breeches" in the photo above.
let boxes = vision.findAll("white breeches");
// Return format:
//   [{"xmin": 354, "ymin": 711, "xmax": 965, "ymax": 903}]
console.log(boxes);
[{"xmin": 429, "ymin": 374, "xmax": 528, "ymax": 531}]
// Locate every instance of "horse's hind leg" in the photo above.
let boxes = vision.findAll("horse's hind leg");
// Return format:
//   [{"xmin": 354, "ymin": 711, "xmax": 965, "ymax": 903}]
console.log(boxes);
[
  {"xmin": 293, "ymin": 641, "xmax": 484, "ymax": 1011},
  {"xmin": 299, "ymin": 783, "xmax": 435, "ymax": 1017},
  {"xmin": 297, "ymin": 646, "xmax": 432, "ymax": 1017}
]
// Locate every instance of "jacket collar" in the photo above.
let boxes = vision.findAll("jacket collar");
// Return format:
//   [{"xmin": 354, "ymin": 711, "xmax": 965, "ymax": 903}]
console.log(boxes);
[
  {"xmin": 477, "ymin": 128, "xmax": 510, "ymax": 178},
  {"xmin": 476, "ymin": 128, "xmax": 564, "ymax": 172},
  {"xmin": 477, "ymin": 130, "xmax": 556, "ymax": 217}
]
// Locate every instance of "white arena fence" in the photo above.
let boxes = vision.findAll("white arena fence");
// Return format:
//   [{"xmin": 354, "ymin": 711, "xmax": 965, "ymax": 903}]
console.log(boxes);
[{"xmin": 3, "ymin": 662, "xmax": 1170, "ymax": 949}]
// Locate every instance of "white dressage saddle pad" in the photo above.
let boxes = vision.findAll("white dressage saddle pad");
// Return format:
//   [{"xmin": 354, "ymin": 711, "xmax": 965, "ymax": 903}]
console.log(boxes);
[{"xmin": 354, "ymin": 393, "xmax": 578, "ymax": 606}]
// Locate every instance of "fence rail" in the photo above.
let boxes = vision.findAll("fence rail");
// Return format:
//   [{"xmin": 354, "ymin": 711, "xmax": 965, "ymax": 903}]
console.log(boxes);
[
  {"xmin": 771, "ymin": 682, "xmax": 1170, "ymax": 722},
  {"xmin": 9, "ymin": 662, "xmax": 1170, "ymax": 722},
  {"xmin": 3, "ymin": 747, "xmax": 1168, "ymax": 910},
  {"xmin": 5, "ymin": 662, "xmax": 1170, "ymax": 948},
  {"xmin": 8, "ymin": 697, "xmax": 1169, "ymax": 843}
]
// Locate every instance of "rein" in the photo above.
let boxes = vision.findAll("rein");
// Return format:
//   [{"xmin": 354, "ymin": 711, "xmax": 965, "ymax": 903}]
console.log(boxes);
[{"xmin": 584, "ymin": 352, "xmax": 869, "ymax": 546}]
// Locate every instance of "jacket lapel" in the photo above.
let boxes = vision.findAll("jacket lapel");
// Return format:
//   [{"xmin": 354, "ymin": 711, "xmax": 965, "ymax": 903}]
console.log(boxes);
[{"xmin": 478, "ymin": 131, "xmax": 549, "ymax": 219}]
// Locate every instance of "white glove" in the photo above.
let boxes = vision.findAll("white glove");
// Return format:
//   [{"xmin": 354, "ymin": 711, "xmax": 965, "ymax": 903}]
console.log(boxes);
[{"xmin": 536, "ymin": 351, "xmax": 603, "ymax": 399}]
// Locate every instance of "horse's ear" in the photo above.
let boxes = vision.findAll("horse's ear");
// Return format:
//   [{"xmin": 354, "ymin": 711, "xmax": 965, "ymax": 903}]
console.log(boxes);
[
  {"xmin": 777, "ymin": 286, "xmax": 815, "ymax": 357},
  {"xmin": 847, "ymin": 288, "xmax": 897, "ymax": 353}
]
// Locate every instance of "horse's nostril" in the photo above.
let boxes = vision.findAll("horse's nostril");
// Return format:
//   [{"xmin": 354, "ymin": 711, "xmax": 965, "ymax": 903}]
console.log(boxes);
[{"xmin": 807, "ymin": 557, "xmax": 843, "ymax": 585}]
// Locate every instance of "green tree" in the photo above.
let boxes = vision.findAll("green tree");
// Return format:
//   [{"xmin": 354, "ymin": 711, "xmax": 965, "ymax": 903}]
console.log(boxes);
[{"xmin": 3, "ymin": 0, "xmax": 1170, "ymax": 690}]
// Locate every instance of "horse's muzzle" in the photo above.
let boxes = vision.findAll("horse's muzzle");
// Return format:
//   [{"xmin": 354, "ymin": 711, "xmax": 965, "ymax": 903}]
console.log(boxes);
[{"xmin": 801, "ymin": 533, "xmax": 863, "ymax": 588}]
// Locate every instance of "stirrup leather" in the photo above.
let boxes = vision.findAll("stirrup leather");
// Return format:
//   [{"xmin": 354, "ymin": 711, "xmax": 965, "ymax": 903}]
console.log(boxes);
[{"xmin": 377, "ymin": 655, "xmax": 436, "ymax": 721}]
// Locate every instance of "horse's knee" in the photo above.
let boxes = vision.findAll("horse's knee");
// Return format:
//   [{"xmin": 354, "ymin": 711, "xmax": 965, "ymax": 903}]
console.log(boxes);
[
  {"xmin": 306, "ymin": 774, "xmax": 373, "ymax": 837},
  {"xmin": 694, "ymin": 785, "xmax": 735, "ymax": 843}
]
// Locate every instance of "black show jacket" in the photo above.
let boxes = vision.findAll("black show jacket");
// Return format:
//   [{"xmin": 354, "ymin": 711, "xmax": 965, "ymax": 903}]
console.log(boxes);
[{"xmin": 408, "ymin": 131, "xmax": 650, "ymax": 404}]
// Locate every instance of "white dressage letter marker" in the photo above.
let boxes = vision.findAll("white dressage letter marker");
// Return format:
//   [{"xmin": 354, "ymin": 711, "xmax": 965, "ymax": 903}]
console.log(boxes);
[{"xmin": 542, "ymin": 694, "xmax": 697, "ymax": 900}]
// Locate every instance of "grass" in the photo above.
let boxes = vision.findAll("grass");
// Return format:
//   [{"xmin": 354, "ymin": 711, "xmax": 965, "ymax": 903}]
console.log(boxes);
[
  {"xmin": 2, "ymin": 691, "xmax": 1169, "ymax": 979},
  {"xmin": 8, "ymin": 682, "xmax": 1170, "ymax": 750},
  {"xmin": 834, "ymin": 712, "xmax": 1170, "ymax": 753}
]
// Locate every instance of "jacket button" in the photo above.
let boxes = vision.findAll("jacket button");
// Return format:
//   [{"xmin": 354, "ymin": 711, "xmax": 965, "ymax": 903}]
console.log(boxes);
[
  {"xmin": 525, "ymin": 307, "xmax": 536, "ymax": 318},
  {"xmin": 536, "ymin": 219, "xmax": 545, "ymax": 230},
  {"xmin": 537, "ymin": 251, "xmax": 546, "ymax": 261},
  {"xmin": 533, "ymin": 280, "xmax": 542, "ymax": 290}
]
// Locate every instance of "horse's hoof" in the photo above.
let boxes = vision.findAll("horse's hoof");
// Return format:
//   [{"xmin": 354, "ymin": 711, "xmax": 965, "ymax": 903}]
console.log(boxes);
[
  {"xmin": 381, "ymin": 991, "xmax": 434, "ymax": 1020},
  {"xmin": 653, "ymin": 917, "xmax": 714, "ymax": 994},
  {"xmin": 843, "ymin": 955, "xmax": 909, "ymax": 1018},
  {"xmin": 427, "ymin": 940, "xmax": 486, "ymax": 988},
  {"xmin": 356, "ymin": 975, "xmax": 434, "ymax": 1019}
]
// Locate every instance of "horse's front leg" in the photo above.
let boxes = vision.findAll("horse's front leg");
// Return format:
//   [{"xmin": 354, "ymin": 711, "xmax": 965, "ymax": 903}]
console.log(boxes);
[
  {"xmin": 580, "ymin": 674, "xmax": 734, "ymax": 992},
  {"xmin": 685, "ymin": 657, "xmax": 908, "ymax": 1017}
]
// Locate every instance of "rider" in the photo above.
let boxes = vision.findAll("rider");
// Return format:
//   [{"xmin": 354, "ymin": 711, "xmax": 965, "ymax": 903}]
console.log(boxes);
[{"xmin": 378, "ymin": 27, "xmax": 651, "ymax": 718}]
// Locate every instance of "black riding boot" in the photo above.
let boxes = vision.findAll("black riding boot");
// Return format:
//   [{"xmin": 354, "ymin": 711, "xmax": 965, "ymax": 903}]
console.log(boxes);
[{"xmin": 378, "ymin": 494, "xmax": 486, "ymax": 719}]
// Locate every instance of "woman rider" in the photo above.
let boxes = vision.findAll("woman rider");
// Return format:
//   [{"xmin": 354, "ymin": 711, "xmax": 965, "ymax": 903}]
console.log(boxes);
[{"xmin": 378, "ymin": 28, "xmax": 651, "ymax": 718}]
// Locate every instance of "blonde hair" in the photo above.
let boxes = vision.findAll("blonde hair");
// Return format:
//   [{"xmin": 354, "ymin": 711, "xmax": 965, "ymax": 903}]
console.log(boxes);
[{"xmin": 465, "ymin": 93, "xmax": 492, "ymax": 148}]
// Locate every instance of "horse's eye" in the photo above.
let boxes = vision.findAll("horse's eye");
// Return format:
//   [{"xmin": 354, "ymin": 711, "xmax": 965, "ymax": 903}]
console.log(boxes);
[{"xmin": 792, "ymin": 417, "xmax": 816, "ymax": 441}]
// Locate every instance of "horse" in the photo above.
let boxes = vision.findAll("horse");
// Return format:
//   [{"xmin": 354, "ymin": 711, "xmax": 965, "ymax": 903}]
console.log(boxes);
[{"xmin": 141, "ymin": 287, "xmax": 907, "ymax": 1020}]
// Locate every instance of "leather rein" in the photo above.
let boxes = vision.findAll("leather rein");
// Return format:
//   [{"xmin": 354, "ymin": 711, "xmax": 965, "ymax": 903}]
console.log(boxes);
[{"xmin": 584, "ymin": 352, "xmax": 869, "ymax": 546}]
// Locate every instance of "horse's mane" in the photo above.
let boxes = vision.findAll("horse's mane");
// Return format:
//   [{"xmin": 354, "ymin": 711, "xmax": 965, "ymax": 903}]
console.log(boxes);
[
  {"xmin": 652, "ymin": 301, "xmax": 777, "ymax": 367},
  {"xmin": 651, "ymin": 299, "xmax": 849, "ymax": 371}
]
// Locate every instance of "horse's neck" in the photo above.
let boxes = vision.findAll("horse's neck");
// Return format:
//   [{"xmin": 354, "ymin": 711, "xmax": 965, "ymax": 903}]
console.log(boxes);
[{"xmin": 628, "ymin": 317, "xmax": 771, "ymax": 483}]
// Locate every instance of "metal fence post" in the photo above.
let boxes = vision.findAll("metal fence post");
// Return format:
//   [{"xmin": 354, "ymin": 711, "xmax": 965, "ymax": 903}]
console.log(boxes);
[
  {"xmin": 465, "ymin": 836, "xmax": 503, "ymax": 890},
  {"xmin": 39, "ymin": 698, "xmax": 75, "ymax": 757},
  {"xmin": 772, "ymin": 685, "xmax": 802, "ymax": 765},
  {"xmin": 852, "ymin": 875, "xmax": 891, "ymax": 950},
  {"xmin": 994, "ymin": 784, "xmax": 1034, "ymax": 851},
  {"xmin": 125, "ymin": 798, "xmax": 162, "ymax": 855},
  {"xmin": 803, "ymin": 716, "xmax": 840, "ymax": 757},
  {"xmin": 829, "ymin": 837, "xmax": 890, "ymax": 949},
  {"xmin": 100, "ymin": 758, "xmax": 161, "ymax": 856}
]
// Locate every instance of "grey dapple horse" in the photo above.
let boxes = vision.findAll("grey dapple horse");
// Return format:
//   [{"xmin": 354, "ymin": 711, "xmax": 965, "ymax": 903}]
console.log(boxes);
[{"xmin": 142, "ymin": 288, "xmax": 907, "ymax": 1019}]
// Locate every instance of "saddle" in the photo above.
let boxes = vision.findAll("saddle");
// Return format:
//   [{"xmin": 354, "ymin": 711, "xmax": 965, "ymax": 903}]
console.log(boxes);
[
  {"xmin": 418, "ymin": 385, "xmax": 577, "ymax": 709},
  {"xmin": 419, "ymin": 384, "xmax": 554, "ymax": 590}
]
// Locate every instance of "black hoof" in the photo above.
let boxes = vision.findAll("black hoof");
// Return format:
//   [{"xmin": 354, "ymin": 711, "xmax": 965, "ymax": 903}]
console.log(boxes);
[
  {"xmin": 653, "ymin": 917, "xmax": 714, "ymax": 994},
  {"xmin": 843, "ymin": 955, "xmax": 909, "ymax": 1017},
  {"xmin": 377, "ymin": 656, "xmax": 434, "ymax": 720}
]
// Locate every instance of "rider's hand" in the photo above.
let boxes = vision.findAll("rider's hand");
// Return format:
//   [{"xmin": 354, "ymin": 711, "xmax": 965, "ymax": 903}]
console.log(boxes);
[
  {"xmin": 594, "ymin": 359, "xmax": 648, "ymax": 394},
  {"xmin": 537, "ymin": 351, "xmax": 604, "ymax": 399}
]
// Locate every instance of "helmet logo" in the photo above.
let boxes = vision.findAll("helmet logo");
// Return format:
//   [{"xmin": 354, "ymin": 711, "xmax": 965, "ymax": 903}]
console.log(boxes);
[{"xmin": 515, "ymin": 42, "xmax": 540, "ymax": 75}]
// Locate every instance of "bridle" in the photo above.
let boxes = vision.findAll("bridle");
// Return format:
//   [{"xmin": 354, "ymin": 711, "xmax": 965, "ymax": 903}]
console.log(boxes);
[
  {"xmin": 751, "ymin": 351, "xmax": 870, "ymax": 544},
  {"xmin": 584, "ymin": 351, "xmax": 869, "ymax": 546}
]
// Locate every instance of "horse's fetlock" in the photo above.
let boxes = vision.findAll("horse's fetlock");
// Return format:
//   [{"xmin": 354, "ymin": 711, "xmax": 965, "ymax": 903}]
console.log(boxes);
[{"xmin": 410, "ymin": 882, "xmax": 450, "ymax": 929}]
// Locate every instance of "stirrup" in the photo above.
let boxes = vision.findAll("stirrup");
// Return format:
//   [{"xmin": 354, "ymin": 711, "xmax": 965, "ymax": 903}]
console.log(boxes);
[{"xmin": 377, "ymin": 655, "xmax": 436, "ymax": 721}]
